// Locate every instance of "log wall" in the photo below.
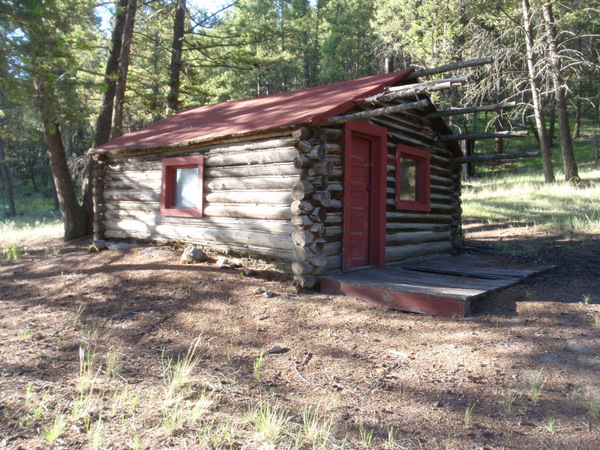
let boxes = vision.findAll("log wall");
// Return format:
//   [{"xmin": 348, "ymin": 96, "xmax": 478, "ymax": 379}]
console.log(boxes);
[
  {"xmin": 370, "ymin": 104, "xmax": 462, "ymax": 264},
  {"xmin": 289, "ymin": 126, "xmax": 341, "ymax": 288},
  {"xmin": 101, "ymin": 136, "xmax": 303, "ymax": 263},
  {"xmin": 96, "ymin": 104, "xmax": 462, "ymax": 288},
  {"xmin": 317, "ymin": 103, "xmax": 463, "ymax": 274}
]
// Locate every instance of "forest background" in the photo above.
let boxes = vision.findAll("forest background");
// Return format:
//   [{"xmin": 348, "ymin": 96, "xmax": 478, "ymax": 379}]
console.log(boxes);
[{"xmin": 0, "ymin": 0, "xmax": 598, "ymax": 239}]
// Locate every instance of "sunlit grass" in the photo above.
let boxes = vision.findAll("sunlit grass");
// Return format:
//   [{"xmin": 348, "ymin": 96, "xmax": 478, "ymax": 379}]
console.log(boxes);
[
  {"xmin": 0, "ymin": 218, "xmax": 63, "ymax": 242},
  {"xmin": 462, "ymin": 167, "xmax": 600, "ymax": 234}
]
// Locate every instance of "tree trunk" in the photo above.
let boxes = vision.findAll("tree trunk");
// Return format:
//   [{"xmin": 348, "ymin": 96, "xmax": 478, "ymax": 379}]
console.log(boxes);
[
  {"xmin": 110, "ymin": 0, "xmax": 137, "ymax": 140},
  {"xmin": 0, "ymin": 131, "xmax": 16, "ymax": 217},
  {"xmin": 542, "ymin": 1, "xmax": 579, "ymax": 182},
  {"xmin": 594, "ymin": 86, "xmax": 600, "ymax": 165},
  {"xmin": 522, "ymin": 0, "xmax": 555, "ymax": 182},
  {"xmin": 89, "ymin": 0, "xmax": 130, "ymax": 230},
  {"xmin": 167, "ymin": 0, "xmax": 186, "ymax": 115},
  {"xmin": 35, "ymin": 81, "xmax": 90, "ymax": 240},
  {"xmin": 572, "ymin": 100, "xmax": 581, "ymax": 139},
  {"xmin": 93, "ymin": 0, "xmax": 128, "ymax": 148},
  {"xmin": 493, "ymin": 113, "xmax": 504, "ymax": 154},
  {"xmin": 548, "ymin": 96, "xmax": 556, "ymax": 146}
]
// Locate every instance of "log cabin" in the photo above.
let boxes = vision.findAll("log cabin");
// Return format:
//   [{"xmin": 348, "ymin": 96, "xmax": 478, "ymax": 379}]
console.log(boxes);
[{"xmin": 89, "ymin": 69, "xmax": 464, "ymax": 288}]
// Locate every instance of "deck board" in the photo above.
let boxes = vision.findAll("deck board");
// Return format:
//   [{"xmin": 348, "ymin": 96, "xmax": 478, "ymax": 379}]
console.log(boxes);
[{"xmin": 320, "ymin": 254, "xmax": 554, "ymax": 317}]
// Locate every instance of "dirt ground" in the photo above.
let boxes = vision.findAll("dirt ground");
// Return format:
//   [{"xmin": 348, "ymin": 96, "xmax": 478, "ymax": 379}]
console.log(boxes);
[{"xmin": 1, "ymin": 223, "xmax": 599, "ymax": 449}]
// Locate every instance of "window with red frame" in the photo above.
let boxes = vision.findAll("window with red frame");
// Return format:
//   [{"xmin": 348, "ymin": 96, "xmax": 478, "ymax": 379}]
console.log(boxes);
[
  {"xmin": 395, "ymin": 144, "xmax": 431, "ymax": 212},
  {"xmin": 160, "ymin": 155, "xmax": 204, "ymax": 217}
]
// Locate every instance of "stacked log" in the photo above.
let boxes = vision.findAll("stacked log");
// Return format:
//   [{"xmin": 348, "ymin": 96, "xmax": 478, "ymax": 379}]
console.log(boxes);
[
  {"xmin": 289, "ymin": 126, "xmax": 342, "ymax": 287},
  {"xmin": 92, "ymin": 155, "xmax": 107, "ymax": 241},
  {"xmin": 366, "ymin": 105, "xmax": 463, "ymax": 262},
  {"xmin": 102, "ymin": 136, "xmax": 300, "ymax": 261}
]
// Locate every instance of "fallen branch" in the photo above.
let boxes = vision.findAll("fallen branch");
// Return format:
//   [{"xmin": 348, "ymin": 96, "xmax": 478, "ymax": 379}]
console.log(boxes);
[
  {"xmin": 440, "ymin": 130, "xmax": 528, "ymax": 141},
  {"xmin": 322, "ymin": 99, "xmax": 430, "ymax": 125},
  {"xmin": 137, "ymin": 311, "xmax": 176, "ymax": 338},
  {"xmin": 425, "ymin": 102, "xmax": 516, "ymax": 119},
  {"xmin": 364, "ymin": 78, "xmax": 467, "ymax": 104},
  {"xmin": 459, "ymin": 151, "xmax": 539, "ymax": 163},
  {"xmin": 405, "ymin": 57, "xmax": 494, "ymax": 80},
  {"xmin": 293, "ymin": 361, "xmax": 319, "ymax": 385}
]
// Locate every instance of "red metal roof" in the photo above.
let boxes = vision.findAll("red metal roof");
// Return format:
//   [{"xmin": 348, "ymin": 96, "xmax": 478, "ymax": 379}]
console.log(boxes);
[{"xmin": 91, "ymin": 69, "xmax": 412, "ymax": 154}]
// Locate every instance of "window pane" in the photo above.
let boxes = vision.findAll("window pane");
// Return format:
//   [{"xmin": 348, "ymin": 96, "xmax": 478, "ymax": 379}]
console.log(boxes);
[
  {"xmin": 400, "ymin": 158, "xmax": 418, "ymax": 201},
  {"xmin": 174, "ymin": 168, "xmax": 199, "ymax": 207}
]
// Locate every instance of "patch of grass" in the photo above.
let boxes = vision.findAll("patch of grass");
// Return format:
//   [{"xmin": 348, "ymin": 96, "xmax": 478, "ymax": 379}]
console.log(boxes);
[
  {"xmin": 161, "ymin": 394, "xmax": 186, "ymax": 432},
  {"xmin": 85, "ymin": 414, "xmax": 105, "ymax": 449},
  {"xmin": 444, "ymin": 432, "xmax": 454, "ymax": 450},
  {"xmin": 70, "ymin": 392, "xmax": 94, "ymax": 422},
  {"xmin": 299, "ymin": 403, "xmax": 332, "ymax": 447},
  {"xmin": 82, "ymin": 322, "xmax": 99, "ymax": 342},
  {"xmin": 126, "ymin": 434, "xmax": 146, "ymax": 450},
  {"xmin": 0, "ymin": 216, "xmax": 62, "ymax": 247},
  {"xmin": 251, "ymin": 403, "xmax": 290, "ymax": 445},
  {"xmin": 197, "ymin": 419, "xmax": 234, "ymax": 448},
  {"xmin": 546, "ymin": 417, "xmax": 556, "ymax": 433},
  {"xmin": 78, "ymin": 345, "xmax": 98, "ymax": 394},
  {"xmin": 43, "ymin": 410, "xmax": 69, "ymax": 442},
  {"xmin": 464, "ymin": 403, "xmax": 475, "ymax": 425},
  {"xmin": 570, "ymin": 385, "xmax": 580, "ymax": 400},
  {"xmin": 582, "ymin": 294, "xmax": 592, "ymax": 304},
  {"xmin": 462, "ymin": 166, "xmax": 600, "ymax": 237},
  {"xmin": 530, "ymin": 368, "xmax": 545, "ymax": 403},
  {"xmin": 358, "ymin": 423, "xmax": 375, "ymax": 447},
  {"xmin": 19, "ymin": 330, "xmax": 33, "ymax": 340},
  {"xmin": 1, "ymin": 244, "xmax": 21, "ymax": 262},
  {"xmin": 189, "ymin": 389, "xmax": 215, "ymax": 423},
  {"xmin": 162, "ymin": 336, "xmax": 202, "ymax": 404},
  {"xmin": 505, "ymin": 390, "xmax": 518, "ymax": 412},
  {"xmin": 590, "ymin": 398, "xmax": 599, "ymax": 418},
  {"xmin": 21, "ymin": 385, "xmax": 50, "ymax": 426},
  {"xmin": 385, "ymin": 426, "xmax": 397, "ymax": 449},
  {"xmin": 253, "ymin": 350, "xmax": 265, "ymax": 381},
  {"xmin": 73, "ymin": 304, "xmax": 86, "ymax": 327},
  {"xmin": 105, "ymin": 347, "xmax": 125, "ymax": 380}
]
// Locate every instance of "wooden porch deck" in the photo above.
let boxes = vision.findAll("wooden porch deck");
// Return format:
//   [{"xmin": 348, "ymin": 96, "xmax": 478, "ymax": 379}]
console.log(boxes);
[{"xmin": 320, "ymin": 254, "xmax": 555, "ymax": 317}]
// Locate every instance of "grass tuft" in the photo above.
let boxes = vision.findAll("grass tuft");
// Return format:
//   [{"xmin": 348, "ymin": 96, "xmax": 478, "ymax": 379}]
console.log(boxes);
[
  {"xmin": 105, "ymin": 347, "xmax": 125, "ymax": 380},
  {"xmin": 464, "ymin": 403, "xmax": 475, "ymax": 425},
  {"xmin": 358, "ymin": 423, "xmax": 375, "ymax": 447},
  {"xmin": 251, "ymin": 403, "xmax": 290, "ymax": 445},
  {"xmin": 505, "ymin": 390, "xmax": 518, "ymax": 412},
  {"xmin": 162, "ymin": 336, "xmax": 202, "ymax": 405},
  {"xmin": 590, "ymin": 398, "xmax": 599, "ymax": 418},
  {"xmin": 43, "ymin": 410, "xmax": 69, "ymax": 442},
  {"xmin": 253, "ymin": 350, "xmax": 265, "ymax": 381},
  {"xmin": 530, "ymin": 368, "xmax": 545, "ymax": 403},
  {"xmin": 299, "ymin": 403, "xmax": 332, "ymax": 447}
]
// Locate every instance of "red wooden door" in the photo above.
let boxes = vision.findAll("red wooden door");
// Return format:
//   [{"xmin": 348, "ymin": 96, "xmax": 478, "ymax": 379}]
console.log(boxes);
[
  {"xmin": 343, "ymin": 122, "xmax": 388, "ymax": 272},
  {"xmin": 346, "ymin": 136, "xmax": 371, "ymax": 267}
]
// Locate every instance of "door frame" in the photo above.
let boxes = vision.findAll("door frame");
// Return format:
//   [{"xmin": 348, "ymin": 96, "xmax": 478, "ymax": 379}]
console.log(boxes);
[{"xmin": 342, "ymin": 121, "xmax": 388, "ymax": 272}]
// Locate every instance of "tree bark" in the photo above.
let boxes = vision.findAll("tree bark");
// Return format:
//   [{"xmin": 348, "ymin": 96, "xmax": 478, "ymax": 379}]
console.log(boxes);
[
  {"xmin": 0, "ymin": 131, "xmax": 16, "ymax": 217},
  {"xmin": 35, "ymin": 82, "xmax": 89, "ymax": 240},
  {"xmin": 572, "ymin": 99, "xmax": 581, "ymax": 139},
  {"xmin": 522, "ymin": 0, "xmax": 555, "ymax": 182},
  {"xmin": 542, "ymin": 0, "xmax": 579, "ymax": 182},
  {"xmin": 167, "ymin": 0, "xmax": 186, "ymax": 115},
  {"xmin": 110, "ymin": 0, "xmax": 137, "ymax": 140},
  {"xmin": 493, "ymin": 114, "xmax": 504, "ymax": 154},
  {"xmin": 93, "ymin": 0, "xmax": 128, "ymax": 148},
  {"xmin": 548, "ymin": 96, "xmax": 556, "ymax": 146}
]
